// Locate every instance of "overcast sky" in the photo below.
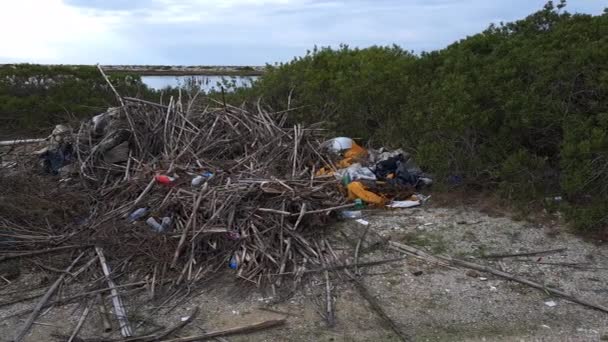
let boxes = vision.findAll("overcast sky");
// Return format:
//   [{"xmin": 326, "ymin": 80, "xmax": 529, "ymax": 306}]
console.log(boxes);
[{"xmin": 0, "ymin": 0, "xmax": 604, "ymax": 65}]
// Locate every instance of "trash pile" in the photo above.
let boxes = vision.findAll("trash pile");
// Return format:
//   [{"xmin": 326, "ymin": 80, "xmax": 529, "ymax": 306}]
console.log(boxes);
[
  {"xmin": 0, "ymin": 90, "xmax": 434, "ymax": 339},
  {"xmin": 1, "ymin": 95, "xmax": 433, "ymax": 291},
  {"xmin": 318, "ymin": 136, "xmax": 432, "ymax": 212},
  {"xmin": 2, "ymin": 96, "xmax": 434, "ymax": 278}
]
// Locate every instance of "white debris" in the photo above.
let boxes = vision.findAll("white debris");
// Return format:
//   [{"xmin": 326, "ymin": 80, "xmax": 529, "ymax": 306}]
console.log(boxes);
[{"xmin": 545, "ymin": 300, "xmax": 557, "ymax": 307}]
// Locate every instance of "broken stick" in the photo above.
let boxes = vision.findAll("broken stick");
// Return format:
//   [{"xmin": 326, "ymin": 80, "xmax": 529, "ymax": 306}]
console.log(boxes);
[
  {"xmin": 390, "ymin": 242, "xmax": 608, "ymax": 314},
  {"xmin": 95, "ymin": 246, "xmax": 133, "ymax": 337},
  {"xmin": 160, "ymin": 319, "xmax": 286, "ymax": 342},
  {"xmin": 14, "ymin": 252, "xmax": 85, "ymax": 342}
]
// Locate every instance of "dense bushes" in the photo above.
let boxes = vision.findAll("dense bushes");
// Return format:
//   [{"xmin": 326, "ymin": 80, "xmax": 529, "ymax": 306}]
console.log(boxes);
[
  {"xmin": 0, "ymin": 64, "xmax": 155, "ymax": 136},
  {"xmin": 245, "ymin": 2, "xmax": 608, "ymax": 232}
]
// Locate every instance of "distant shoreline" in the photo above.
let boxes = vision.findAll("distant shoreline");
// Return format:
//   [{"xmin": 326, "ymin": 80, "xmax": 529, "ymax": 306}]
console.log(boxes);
[{"xmin": 0, "ymin": 64, "xmax": 266, "ymax": 76}]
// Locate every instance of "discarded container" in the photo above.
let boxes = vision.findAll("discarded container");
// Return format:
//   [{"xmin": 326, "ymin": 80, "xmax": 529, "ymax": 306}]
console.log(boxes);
[
  {"xmin": 160, "ymin": 217, "xmax": 172, "ymax": 231},
  {"xmin": 354, "ymin": 199, "xmax": 365, "ymax": 210},
  {"xmin": 128, "ymin": 208, "xmax": 148, "ymax": 222},
  {"xmin": 227, "ymin": 231, "xmax": 240, "ymax": 240},
  {"xmin": 341, "ymin": 173, "xmax": 351, "ymax": 186},
  {"xmin": 191, "ymin": 172, "xmax": 214, "ymax": 187},
  {"xmin": 229, "ymin": 255, "xmax": 238, "ymax": 269},
  {"xmin": 146, "ymin": 216, "xmax": 172, "ymax": 233},
  {"xmin": 341, "ymin": 210, "xmax": 362, "ymax": 219},
  {"xmin": 155, "ymin": 175, "xmax": 176, "ymax": 185}
]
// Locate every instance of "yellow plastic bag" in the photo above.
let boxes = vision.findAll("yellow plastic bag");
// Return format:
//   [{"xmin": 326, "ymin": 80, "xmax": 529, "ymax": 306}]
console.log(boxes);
[
  {"xmin": 347, "ymin": 181, "xmax": 386, "ymax": 206},
  {"xmin": 337, "ymin": 142, "xmax": 368, "ymax": 168}
]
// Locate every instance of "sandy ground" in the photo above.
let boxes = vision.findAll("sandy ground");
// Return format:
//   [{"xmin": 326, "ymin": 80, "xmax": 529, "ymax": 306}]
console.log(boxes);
[{"xmin": 1, "ymin": 203, "xmax": 607, "ymax": 342}]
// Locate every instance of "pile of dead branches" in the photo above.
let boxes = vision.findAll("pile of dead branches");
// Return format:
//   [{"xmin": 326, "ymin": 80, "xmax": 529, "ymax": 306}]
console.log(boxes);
[
  {"xmin": 70, "ymin": 89, "xmax": 348, "ymax": 291},
  {"xmin": 0, "ymin": 71, "xmax": 356, "ymax": 340}
]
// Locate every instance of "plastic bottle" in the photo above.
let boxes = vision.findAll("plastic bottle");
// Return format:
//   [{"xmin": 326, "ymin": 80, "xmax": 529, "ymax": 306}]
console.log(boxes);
[
  {"xmin": 191, "ymin": 172, "xmax": 214, "ymax": 187},
  {"xmin": 160, "ymin": 217, "xmax": 172, "ymax": 231},
  {"xmin": 155, "ymin": 175, "xmax": 175, "ymax": 185},
  {"xmin": 128, "ymin": 208, "xmax": 148, "ymax": 222},
  {"xmin": 229, "ymin": 255, "xmax": 238, "ymax": 269},
  {"xmin": 146, "ymin": 217, "xmax": 163, "ymax": 232}
]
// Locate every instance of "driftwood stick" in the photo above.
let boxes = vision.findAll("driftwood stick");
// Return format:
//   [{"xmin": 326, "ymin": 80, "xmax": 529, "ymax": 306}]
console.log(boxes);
[
  {"xmin": 449, "ymin": 257, "xmax": 608, "ymax": 314},
  {"xmin": 391, "ymin": 242, "xmax": 608, "ymax": 314},
  {"xmin": 97, "ymin": 294, "xmax": 113, "ymax": 332},
  {"xmin": 323, "ymin": 260, "xmax": 335, "ymax": 327},
  {"xmin": 350, "ymin": 276, "xmax": 410, "ymax": 342},
  {"xmin": 303, "ymin": 257, "xmax": 406, "ymax": 274},
  {"xmin": 96, "ymin": 64, "xmax": 141, "ymax": 152},
  {"xmin": 291, "ymin": 203, "xmax": 355, "ymax": 216},
  {"xmin": 67, "ymin": 301, "xmax": 92, "ymax": 342},
  {"xmin": 97, "ymin": 293, "xmax": 112, "ymax": 332},
  {"xmin": 95, "ymin": 247, "xmax": 133, "ymax": 337},
  {"xmin": 160, "ymin": 319, "xmax": 286, "ymax": 342},
  {"xmin": 123, "ymin": 96, "xmax": 169, "ymax": 109},
  {"xmin": 128, "ymin": 178, "xmax": 156, "ymax": 214},
  {"xmin": 14, "ymin": 252, "xmax": 85, "ymax": 342},
  {"xmin": 324, "ymin": 240, "xmax": 410, "ymax": 342},
  {"xmin": 0, "ymin": 245, "xmax": 87, "ymax": 263},
  {"xmin": 354, "ymin": 222, "xmax": 371, "ymax": 275},
  {"xmin": 481, "ymin": 248, "xmax": 567, "ymax": 259},
  {"xmin": 0, "ymin": 138, "xmax": 45, "ymax": 146}
]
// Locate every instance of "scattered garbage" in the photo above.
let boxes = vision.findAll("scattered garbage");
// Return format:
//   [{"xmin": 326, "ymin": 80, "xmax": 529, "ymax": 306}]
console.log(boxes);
[
  {"xmin": 355, "ymin": 219, "xmax": 370, "ymax": 226},
  {"xmin": 155, "ymin": 175, "xmax": 176, "ymax": 185},
  {"xmin": 146, "ymin": 217, "xmax": 172, "ymax": 233},
  {"xmin": 35, "ymin": 124, "xmax": 74, "ymax": 175},
  {"xmin": 128, "ymin": 208, "xmax": 148, "ymax": 222},
  {"xmin": 191, "ymin": 171, "xmax": 214, "ymax": 187},
  {"xmin": 387, "ymin": 200, "xmax": 421, "ymax": 208},
  {"xmin": 229, "ymin": 255, "xmax": 238, "ymax": 270},
  {"xmin": 545, "ymin": 300, "xmax": 557, "ymax": 307},
  {"xmin": 6, "ymin": 96, "xmax": 433, "ymax": 298},
  {"xmin": 341, "ymin": 210, "xmax": 363, "ymax": 219}
]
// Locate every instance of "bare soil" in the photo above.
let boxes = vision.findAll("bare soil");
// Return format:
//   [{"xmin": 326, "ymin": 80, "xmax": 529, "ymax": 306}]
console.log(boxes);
[{"xmin": 1, "ymin": 204, "xmax": 607, "ymax": 342}]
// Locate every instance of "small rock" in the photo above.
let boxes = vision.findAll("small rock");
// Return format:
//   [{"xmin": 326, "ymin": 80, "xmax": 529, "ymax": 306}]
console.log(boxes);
[{"xmin": 466, "ymin": 270, "xmax": 480, "ymax": 278}]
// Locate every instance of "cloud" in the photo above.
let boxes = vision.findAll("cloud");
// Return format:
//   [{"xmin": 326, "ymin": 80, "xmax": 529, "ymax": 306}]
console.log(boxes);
[{"xmin": 0, "ymin": 0, "xmax": 605, "ymax": 65}]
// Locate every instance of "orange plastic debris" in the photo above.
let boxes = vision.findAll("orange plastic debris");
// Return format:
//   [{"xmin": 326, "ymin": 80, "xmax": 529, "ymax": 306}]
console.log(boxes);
[
  {"xmin": 336, "ymin": 142, "xmax": 368, "ymax": 168},
  {"xmin": 344, "ymin": 142, "xmax": 367, "ymax": 159},
  {"xmin": 347, "ymin": 181, "xmax": 386, "ymax": 205}
]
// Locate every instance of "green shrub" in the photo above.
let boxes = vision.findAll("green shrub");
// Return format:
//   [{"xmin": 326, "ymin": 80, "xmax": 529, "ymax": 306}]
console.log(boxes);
[{"xmin": 242, "ymin": 1, "xmax": 608, "ymax": 232}]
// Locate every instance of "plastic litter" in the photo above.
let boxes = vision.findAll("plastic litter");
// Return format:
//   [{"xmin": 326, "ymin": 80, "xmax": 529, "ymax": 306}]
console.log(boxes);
[
  {"xmin": 326, "ymin": 137, "xmax": 354, "ymax": 153},
  {"xmin": 192, "ymin": 171, "xmax": 214, "ymax": 187},
  {"xmin": 155, "ymin": 175, "xmax": 176, "ymax": 185},
  {"xmin": 355, "ymin": 219, "xmax": 369, "ymax": 226},
  {"xmin": 354, "ymin": 199, "xmax": 365, "ymax": 209},
  {"xmin": 229, "ymin": 255, "xmax": 238, "ymax": 269},
  {"xmin": 146, "ymin": 217, "xmax": 162, "ymax": 232},
  {"xmin": 146, "ymin": 217, "xmax": 172, "ymax": 233},
  {"xmin": 545, "ymin": 300, "xmax": 557, "ymax": 307},
  {"xmin": 387, "ymin": 200, "xmax": 421, "ymax": 208},
  {"xmin": 128, "ymin": 208, "xmax": 148, "ymax": 222},
  {"xmin": 341, "ymin": 210, "xmax": 363, "ymax": 219}
]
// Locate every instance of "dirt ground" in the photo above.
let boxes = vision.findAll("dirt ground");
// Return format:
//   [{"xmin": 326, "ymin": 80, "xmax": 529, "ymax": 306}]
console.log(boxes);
[{"xmin": 1, "ymin": 202, "xmax": 607, "ymax": 342}]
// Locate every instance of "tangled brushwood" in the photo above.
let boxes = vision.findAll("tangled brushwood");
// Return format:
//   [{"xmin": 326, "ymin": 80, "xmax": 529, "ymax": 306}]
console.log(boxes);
[{"xmin": 1, "ymin": 93, "xmax": 352, "ymax": 295}]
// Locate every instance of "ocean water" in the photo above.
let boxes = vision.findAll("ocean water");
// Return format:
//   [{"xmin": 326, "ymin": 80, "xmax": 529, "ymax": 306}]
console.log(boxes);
[{"xmin": 141, "ymin": 75, "xmax": 258, "ymax": 92}]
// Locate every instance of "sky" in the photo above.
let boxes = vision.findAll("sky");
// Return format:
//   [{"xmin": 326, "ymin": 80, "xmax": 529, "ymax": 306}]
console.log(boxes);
[{"xmin": 0, "ymin": 0, "xmax": 605, "ymax": 65}]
